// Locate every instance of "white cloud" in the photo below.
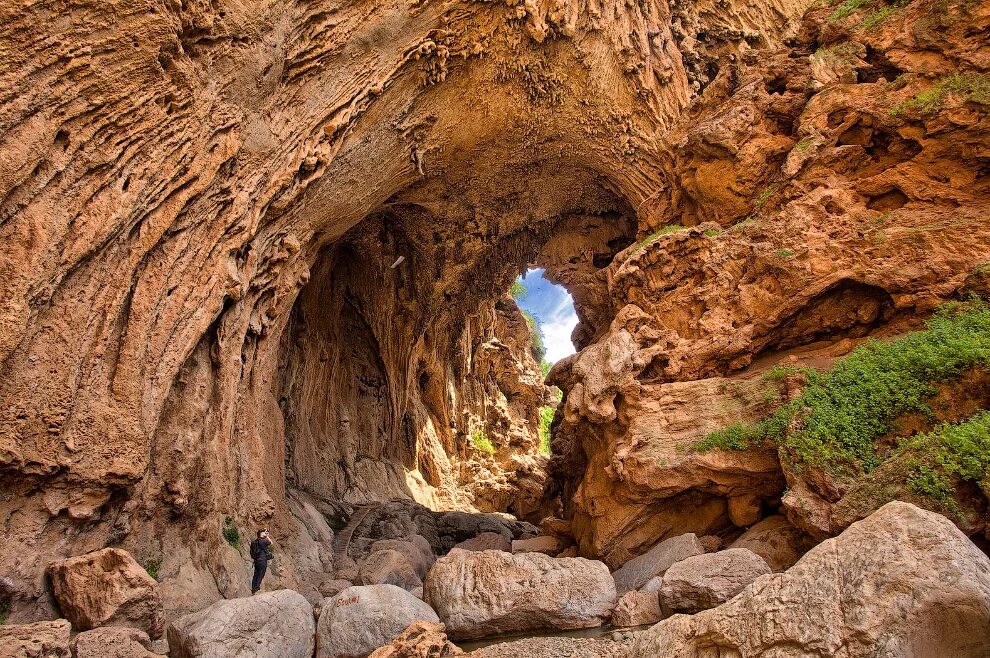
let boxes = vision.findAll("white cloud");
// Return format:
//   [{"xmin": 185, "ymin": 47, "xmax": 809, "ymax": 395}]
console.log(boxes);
[{"xmin": 539, "ymin": 290, "xmax": 578, "ymax": 363}]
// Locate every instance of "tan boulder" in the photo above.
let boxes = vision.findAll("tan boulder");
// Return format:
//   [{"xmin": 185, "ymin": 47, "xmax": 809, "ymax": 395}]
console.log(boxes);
[
  {"xmin": 317, "ymin": 584, "xmax": 440, "ymax": 658},
  {"xmin": 611, "ymin": 591, "xmax": 661, "ymax": 627},
  {"xmin": 368, "ymin": 621, "xmax": 463, "ymax": 658},
  {"xmin": 659, "ymin": 548, "xmax": 772, "ymax": 615},
  {"xmin": 730, "ymin": 514, "xmax": 814, "ymax": 571},
  {"xmin": 71, "ymin": 626, "xmax": 159, "ymax": 658},
  {"xmin": 424, "ymin": 549, "xmax": 616, "ymax": 640},
  {"xmin": 727, "ymin": 495, "xmax": 762, "ymax": 527},
  {"xmin": 359, "ymin": 550, "xmax": 422, "ymax": 591},
  {"xmin": 511, "ymin": 536, "xmax": 566, "ymax": 555},
  {"xmin": 49, "ymin": 548, "xmax": 164, "ymax": 637},
  {"xmin": 369, "ymin": 536, "xmax": 436, "ymax": 579},
  {"xmin": 168, "ymin": 589, "xmax": 315, "ymax": 658},
  {"xmin": 0, "ymin": 620, "xmax": 71, "ymax": 658},
  {"xmin": 632, "ymin": 502, "xmax": 990, "ymax": 657},
  {"xmin": 451, "ymin": 532, "xmax": 511, "ymax": 552},
  {"xmin": 610, "ymin": 533, "xmax": 705, "ymax": 594}
]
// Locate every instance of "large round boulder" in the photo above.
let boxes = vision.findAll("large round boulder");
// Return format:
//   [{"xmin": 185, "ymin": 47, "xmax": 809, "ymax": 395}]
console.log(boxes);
[
  {"xmin": 730, "ymin": 514, "xmax": 814, "ymax": 571},
  {"xmin": 424, "ymin": 548, "xmax": 616, "ymax": 640},
  {"xmin": 632, "ymin": 502, "xmax": 990, "ymax": 657},
  {"xmin": 49, "ymin": 548, "xmax": 164, "ymax": 638},
  {"xmin": 317, "ymin": 584, "xmax": 440, "ymax": 658},
  {"xmin": 167, "ymin": 589, "xmax": 315, "ymax": 658}
]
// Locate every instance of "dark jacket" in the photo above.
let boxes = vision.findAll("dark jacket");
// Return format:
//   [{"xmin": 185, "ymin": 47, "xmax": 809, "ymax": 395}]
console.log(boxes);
[{"xmin": 250, "ymin": 537, "xmax": 273, "ymax": 563}]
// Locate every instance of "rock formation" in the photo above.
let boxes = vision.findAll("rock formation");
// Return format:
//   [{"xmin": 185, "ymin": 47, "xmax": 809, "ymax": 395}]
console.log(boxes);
[
  {"xmin": 631, "ymin": 502, "xmax": 990, "ymax": 657},
  {"xmin": 1, "ymin": 0, "xmax": 989, "ymax": 650}
]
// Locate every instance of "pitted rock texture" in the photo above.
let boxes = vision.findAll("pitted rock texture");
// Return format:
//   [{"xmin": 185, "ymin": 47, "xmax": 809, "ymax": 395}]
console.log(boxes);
[
  {"xmin": 0, "ymin": 620, "xmax": 71, "ymax": 658},
  {"xmin": 367, "ymin": 621, "xmax": 463, "ymax": 658},
  {"xmin": 631, "ymin": 502, "xmax": 990, "ymax": 658},
  {"xmin": 48, "ymin": 548, "xmax": 164, "ymax": 638}
]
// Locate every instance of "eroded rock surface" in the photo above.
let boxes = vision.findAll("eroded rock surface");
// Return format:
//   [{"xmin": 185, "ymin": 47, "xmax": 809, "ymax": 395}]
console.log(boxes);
[
  {"xmin": 424, "ymin": 549, "xmax": 616, "ymax": 640},
  {"xmin": 632, "ymin": 502, "xmax": 990, "ymax": 657},
  {"xmin": 368, "ymin": 621, "xmax": 463, "ymax": 658},
  {"xmin": 658, "ymin": 548, "xmax": 772, "ymax": 615},
  {"xmin": 611, "ymin": 533, "xmax": 705, "ymax": 595},
  {"xmin": 0, "ymin": 620, "xmax": 71, "ymax": 658},
  {"xmin": 49, "ymin": 548, "xmax": 164, "ymax": 638},
  {"xmin": 167, "ymin": 590, "xmax": 315, "ymax": 658},
  {"xmin": 71, "ymin": 627, "xmax": 160, "ymax": 658}
]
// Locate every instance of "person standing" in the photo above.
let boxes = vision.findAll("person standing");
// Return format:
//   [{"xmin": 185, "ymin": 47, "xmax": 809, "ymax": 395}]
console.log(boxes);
[{"xmin": 249, "ymin": 528, "xmax": 274, "ymax": 594}]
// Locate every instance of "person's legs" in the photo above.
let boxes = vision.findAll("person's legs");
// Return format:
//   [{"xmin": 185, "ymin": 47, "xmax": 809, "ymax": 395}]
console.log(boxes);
[{"xmin": 251, "ymin": 560, "xmax": 267, "ymax": 593}]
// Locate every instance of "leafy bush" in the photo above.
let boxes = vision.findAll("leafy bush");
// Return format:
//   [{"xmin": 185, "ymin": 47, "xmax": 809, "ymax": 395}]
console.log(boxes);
[
  {"xmin": 540, "ymin": 360, "xmax": 551, "ymax": 378},
  {"xmin": 510, "ymin": 280, "xmax": 527, "ymax": 300},
  {"xmin": 144, "ymin": 555, "xmax": 163, "ymax": 580},
  {"xmin": 696, "ymin": 301, "xmax": 990, "ymax": 479},
  {"xmin": 773, "ymin": 248, "xmax": 795, "ymax": 258},
  {"xmin": 222, "ymin": 517, "xmax": 240, "ymax": 549},
  {"xmin": 539, "ymin": 405, "xmax": 554, "ymax": 454},
  {"xmin": 829, "ymin": 0, "xmax": 869, "ymax": 22},
  {"xmin": 472, "ymin": 429, "xmax": 496, "ymax": 455},
  {"xmin": 904, "ymin": 410, "xmax": 990, "ymax": 515}
]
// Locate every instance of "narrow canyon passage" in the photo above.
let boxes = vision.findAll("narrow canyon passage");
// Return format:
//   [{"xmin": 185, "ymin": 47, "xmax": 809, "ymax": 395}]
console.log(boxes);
[{"xmin": 2, "ymin": 0, "xmax": 990, "ymax": 654}]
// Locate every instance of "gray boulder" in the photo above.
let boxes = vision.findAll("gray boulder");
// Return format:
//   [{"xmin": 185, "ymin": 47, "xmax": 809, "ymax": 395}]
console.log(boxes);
[
  {"xmin": 317, "ymin": 584, "xmax": 439, "ymax": 658},
  {"xmin": 611, "ymin": 533, "xmax": 705, "ymax": 594},
  {"xmin": 425, "ymin": 548, "xmax": 616, "ymax": 640},
  {"xmin": 659, "ymin": 548, "xmax": 771, "ymax": 615},
  {"xmin": 167, "ymin": 590, "xmax": 314, "ymax": 658},
  {"xmin": 730, "ymin": 514, "xmax": 813, "ymax": 571}
]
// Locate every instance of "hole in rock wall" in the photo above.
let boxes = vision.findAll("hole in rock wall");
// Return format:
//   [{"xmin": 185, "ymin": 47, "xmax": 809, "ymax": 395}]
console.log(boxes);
[{"xmin": 512, "ymin": 268, "xmax": 578, "ymax": 367}]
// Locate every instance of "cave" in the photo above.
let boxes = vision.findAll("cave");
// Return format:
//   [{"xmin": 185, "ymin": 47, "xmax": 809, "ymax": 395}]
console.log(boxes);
[{"xmin": 3, "ymin": 0, "xmax": 990, "ymax": 652}]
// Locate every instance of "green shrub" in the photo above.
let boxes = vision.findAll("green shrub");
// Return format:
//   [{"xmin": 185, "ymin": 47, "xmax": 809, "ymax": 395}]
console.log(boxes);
[
  {"xmin": 144, "ymin": 555, "xmax": 163, "ymax": 580},
  {"xmin": 472, "ymin": 429, "xmax": 496, "ymax": 455},
  {"xmin": 0, "ymin": 599, "xmax": 9, "ymax": 626},
  {"xmin": 891, "ymin": 73, "xmax": 990, "ymax": 115},
  {"xmin": 829, "ymin": 0, "xmax": 869, "ymax": 22},
  {"xmin": 904, "ymin": 410, "xmax": 990, "ymax": 515},
  {"xmin": 222, "ymin": 517, "xmax": 240, "ymax": 549},
  {"xmin": 773, "ymin": 248, "xmax": 795, "ymax": 258},
  {"xmin": 539, "ymin": 405, "xmax": 554, "ymax": 454},
  {"xmin": 510, "ymin": 280, "xmax": 527, "ymax": 300},
  {"xmin": 540, "ymin": 360, "xmax": 551, "ymax": 379},
  {"xmin": 630, "ymin": 224, "xmax": 687, "ymax": 255},
  {"xmin": 704, "ymin": 228, "xmax": 721, "ymax": 237},
  {"xmin": 696, "ymin": 301, "xmax": 990, "ymax": 478}
]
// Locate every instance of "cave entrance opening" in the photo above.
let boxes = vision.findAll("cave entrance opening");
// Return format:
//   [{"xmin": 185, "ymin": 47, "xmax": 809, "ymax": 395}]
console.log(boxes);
[{"xmin": 511, "ymin": 268, "xmax": 578, "ymax": 371}]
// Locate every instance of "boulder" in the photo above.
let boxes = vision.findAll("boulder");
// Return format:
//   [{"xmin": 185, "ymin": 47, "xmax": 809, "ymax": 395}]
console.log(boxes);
[
  {"xmin": 0, "ymin": 620, "xmax": 71, "ymax": 658},
  {"xmin": 632, "ymin": 502, "xmax": 990, "ymax": 657},
  {"xmin": 359, "ymin": 549, "xmax": 422, "ymax": 591},
  {"xmin": 72, "ymin": 626, "xmax": 159, "ymax": 658},
  {"xmin": 511, "ymin": 536, "xmax": 565, "ymax": 555},
  {"xmin": 49, "ymin": 548, "xmax": 164, "ymax": 637},
  {"xmin": 697, "ymin": 535, "xmax": 722, "ymax": 553},
  {"xmin": 659, "ymin": 548, "xmax": 771, "ymax": 615},
  {"xmin": 368, "ymin": 621, "xmax": 463, "ymax": 658},
  {"xmin": 610, "ymin": 533, "xmax": 705, "ymax": 594},
  {"xmin": 451, "ymin": 532, "xmax": 511, "ymax": 552},
  {"xmin": 640, "ymin": 576, "xmax": 663, "ymax": 593},
  {"xmin": 727, "ymin": 494, "xmax": 762, "ymax": 526},
  {"xmin": 318, "ymin": 578, "xmax": 354, "ymax": 597},
  {"xmin": 611, "ymin": 591, "xmax": 661, "ymax": 627},
  {"xmin": 369, "ymin": 536, "xmax": 435, "ymax": 578},
  {"xmin": 730, "ymin": 514, "xmax": 813, "ymax": 571},
  {"xmin": 167, "ymin": 589, "xmax": 315, "ymax": 658},
  {"xmin": 317, "ymin": 584, "xmax": 440, "ymax": 658},
  {"xmin": 424, "ymin": 549, "xmax": 616, "ymax": 640}
]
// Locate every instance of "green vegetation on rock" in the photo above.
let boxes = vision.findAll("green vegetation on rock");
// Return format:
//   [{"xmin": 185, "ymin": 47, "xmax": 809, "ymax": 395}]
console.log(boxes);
[
  {"xmin": 222, "ymin": 516, "xmax": 240, "ymax": 549},
  {"xmin": 539, "ymin": 405, "xmax": 554, "ymax": 454},
  {"xmin": 471, "ymin": 429, "xmax": 496, "ymax": 455},
  {"xmin": 891, "ymin": 73, "xmax": 990, "ymax": 115},
  {"xmin": 903, "ymin": 411, "xmax": 990, "ymax": 515},
  {"xmin": 510, "ymin": 280, "xmax": 527, "ymax": 300},
  {"xmin": 521, "ymin": 310, "xmax": 546, "ymax": 362},
  {"xmin": 697, "ymin": 301, "xmax": 990, "ymax": 480},
  {"xmin": 144, "ymin": 555, "xmax": 163, "ymax": 580}
]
